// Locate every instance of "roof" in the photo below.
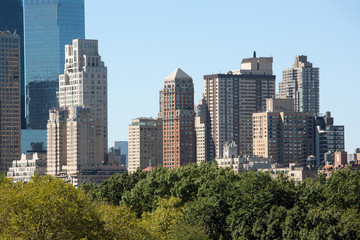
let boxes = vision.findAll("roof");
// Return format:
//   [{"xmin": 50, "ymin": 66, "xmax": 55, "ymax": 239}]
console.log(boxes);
[
  {"xmin": 142, "ymin": 166, "xmax": 154, "ymax": 172},
  {"xmin": 165, "ymin": 68, "xmax": 192, "ymax": 80}
]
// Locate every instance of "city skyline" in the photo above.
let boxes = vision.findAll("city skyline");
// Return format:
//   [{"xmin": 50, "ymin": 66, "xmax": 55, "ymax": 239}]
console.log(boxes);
[{"xmin": 86, "ymin": 1, "xmax": 359, "ymax": 152}]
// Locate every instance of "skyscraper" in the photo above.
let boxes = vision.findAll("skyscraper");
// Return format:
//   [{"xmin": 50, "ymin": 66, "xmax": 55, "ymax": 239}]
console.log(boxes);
[
  {"xmin": 24, "ymin": 0, "xmax": 85, "ymax": 129},
  {"xmin": 159, "ymin": 68, "xmax": 196, "ymax": 169},
  {"xmin": 0, "ymin": 0, "xmax": 25, "ymax": 129},
  {"xmin": 277, "ymin": 56, "xmax": 319, "ymax": 114},
  {"xmin": 204, "ymin": 53, "xmax": 275, "ymax": 158},
  {"xmin": 128, "ymin": 118, "xmax": 162, "ymax": 173},
  {"xmin": 58, "ymin": 39, "xmax": 108, "ymax": 160},
  {"xmin": 0, "ymin": 32, "xmax": 21, "ymax": 172}
]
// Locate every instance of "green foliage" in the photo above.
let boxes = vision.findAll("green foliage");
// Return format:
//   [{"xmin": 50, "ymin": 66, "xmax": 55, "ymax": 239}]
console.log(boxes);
[
  {"xmin": 2, "ymin": 164, "xmax": 359, "ymax": 239},
  {"xmin": 98, "ymin": 203, "xmax": 151, "ymax": 240},
  {"xmin": 0, "ymin": 176, "xmax": 103, "ymax": 239},
  {"xmin": 141, "ymin": 197, "xmax": 183, "ymax": 239},
  {"xmin": 80, "ymin": 169, "xmax": 147, "ymax": 205}
]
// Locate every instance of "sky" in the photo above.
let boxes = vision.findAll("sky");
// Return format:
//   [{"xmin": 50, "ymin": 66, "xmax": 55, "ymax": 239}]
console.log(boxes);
[{"xmin": 85, "ymin": 0, "xmax": 360, "ymax": 153}]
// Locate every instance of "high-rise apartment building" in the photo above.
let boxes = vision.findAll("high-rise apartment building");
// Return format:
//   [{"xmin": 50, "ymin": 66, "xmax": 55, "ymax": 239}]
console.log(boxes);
[
  {"xmin": 159, "ymin": 68, "xmax": 196, "ymax": 169},
  {"xmin": 24, "ymin": 0, "xmax": 85, "ymax": 129},
  {"xmin": 0, "ymin": 0, "xmax": 25, "ymax": 128},
  {"xmin": 0, "ymin": 32, "xmax": 21, "ymax": 172},
  {"xmin": 58, "ymin": 39, "xmax": 107, "ymax": 160},
  {"xmin": 277, "ymin": 56, "xmax": 319, "ymax": 114},
  {"xmin": 195, "ymin": 96, "xmax": 211, "ymax": 163},
  {"xmin": 128, "ymin": 118, "xmax": 162, "ymax": 173},
  {"xmin": 204, "ymin": 53, "xmax": 275, "ymax": 158},
  {"xmin": 314, "ymin": 111, "xmax": 345, "ymax": 165},
  {"xmin": 253, "ymin": 98, "xmax": 314, "ymax": 164},
  {"xmin": 47, "ymin": 106, "xmax": 112, "ymax": 186}
]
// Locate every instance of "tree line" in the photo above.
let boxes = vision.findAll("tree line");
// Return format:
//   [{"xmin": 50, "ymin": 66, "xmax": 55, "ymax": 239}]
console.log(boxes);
[{"xmin": 1, "ymin": 162, "xmax": 359, "ymax": 239}]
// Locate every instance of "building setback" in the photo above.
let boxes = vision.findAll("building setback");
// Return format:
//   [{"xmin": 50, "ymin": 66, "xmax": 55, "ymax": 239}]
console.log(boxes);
[
  {"xmin": 24, "ymin": 0, "xmax": 85, "ymax": 129},
  {"xmin": 277, "ymin": 55, "xmax": 319, "ymax": 114},
  {"xmin": 128, "ymin": 118, "xmax": 162, "ymax": 173},
  {"xmin": 58, "ymin": 39, "xmax": 108, "ymax": 160},
  {"xmin": 159, "ymin": 68, "xmax": 196, "ymax": 169},
  {"xmin": 204, "ymin": 53, "xmax": 275, "ymax": 158},
  {"xmin": 7, "ymin": 153, "xmax": 47, "ymax": 183},
  {"xmin": 0, "ymin": 32, "xmax": 21, "ymax": 172}
]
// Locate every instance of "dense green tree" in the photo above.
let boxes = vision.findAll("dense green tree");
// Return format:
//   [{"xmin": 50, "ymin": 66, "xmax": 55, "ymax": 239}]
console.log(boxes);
[
  {"xmin": 141, "ymin": 197, "xmax": 183, "ymax": 239},
  {"xmin": 0, "ymin": 176, "xmax": 103, "ymax": 239},
  {"xmin": 99, "ymin": 203, "xmax": 152, "ymax": 240},
  {"xmin": 81, "ymin": 169, "xmax": 148, "ymax": 205},
  {"xmin": 3, "ymin": 163, "xmax": 359, "ymax": 239}
]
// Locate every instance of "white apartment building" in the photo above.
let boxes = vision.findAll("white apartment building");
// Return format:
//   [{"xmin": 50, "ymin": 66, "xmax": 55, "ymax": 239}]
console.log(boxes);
[
  {"xmin": 58, "ymin": 39, "xmax": 107, "ymax": 159},
  {"xmin": 7, "ymin": 153, "xmax": 47, "ymax": 182}
]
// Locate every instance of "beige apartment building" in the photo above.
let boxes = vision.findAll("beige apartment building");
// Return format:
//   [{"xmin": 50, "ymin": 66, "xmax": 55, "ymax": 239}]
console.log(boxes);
[
  {"xmin": 253, "ymin": 98, "xmax": 314, "ymax": 164},
  {"xmin": 47, "ymin": 106, "xmax": 116, "ymax": 186},
  {"xmin": 47, "ymin": 108, "xmax": 68, "ymax": 176},
  {"xmin": 0, "ymin": 32, "xmax": 21, "ymax": 172},
  {"xmin": 195, "ymin": 96, "xmax": 211, "ymax": 163},
  {"xmin": 128, "ymin": 118, "xmax": 162, "ymax": 173},
  {"xmin": 203, "ymin": 52, "xmax": 275, "ymax": 158},
  {"xmin": 277, "ymin": 55, "xmax": 319, "ymax": 114},
  {"xmin": 58, "ymin": 39, "xmax": 108, "ymax": 160},
  {"xmin": 47, "ymin": 107, "xmax": 102, "ymax": 174}
]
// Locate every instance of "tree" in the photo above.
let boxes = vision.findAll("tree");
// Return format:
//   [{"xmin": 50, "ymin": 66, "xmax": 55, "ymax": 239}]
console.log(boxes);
[
  {"xmin": 99, "ymin": 203, "xmax": 152, "ymax": 240},
  {"xmin": 141, "ymin": 197, "xmax": 183, "ymax": 239},
  {"xmin": 0, "ymin": 176, "xmax": 103, "ymax": 239}
]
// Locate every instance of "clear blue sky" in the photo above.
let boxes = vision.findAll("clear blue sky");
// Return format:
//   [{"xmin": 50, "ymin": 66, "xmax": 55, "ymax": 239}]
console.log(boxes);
[{"xmin": 85, "ymin": 0, "xmax": 360, "ymax": 153}]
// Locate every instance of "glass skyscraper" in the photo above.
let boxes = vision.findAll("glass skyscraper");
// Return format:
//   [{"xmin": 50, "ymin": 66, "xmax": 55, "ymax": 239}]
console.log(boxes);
[
  {"xmin": 24, "ymin": 0, "xmax": 85, "ymax": 129},
  {"xmin": 0, "ymin": 0, "xmax": 26, "ymax": 129}
]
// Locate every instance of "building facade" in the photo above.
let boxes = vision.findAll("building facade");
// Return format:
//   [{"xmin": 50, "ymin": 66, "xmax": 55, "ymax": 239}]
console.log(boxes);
[
  {"xmin": 195, "ymin": 96, "xmax": 211, "ymax": 163},
  {"xmin": 27, "ymin": 80, "xmax": 58, "ymax": 129},
  {"xmin": 159, "ymin": 68, "xmax": 196, "ymax": 169},
  {"xmin": 0, "ymin": 32, "xmax": 21, "ymax": 172},
  {"xmin": 114, "ymin": 141, "xmax": 128, "ymax": 167},
  {"xmin": 58, "ymin": 39, "xmax": 107, "ymax": 160},
  {"xmin": 253, "ymin": 98, "xmax": 314, "ymax": 164},
  {"xmin": 0, "ymin": 0, "xmax": 25, "ymax": 128},
  {"xmin": 7, "ymin": 153, "xmax": 47, "ymax": 182},
  {"xmin": 314, "ymin": 111, "xmax": 345, "ymax": 165},
  {"xmin": 277, "ymin": 55, "xmax": 319, "ymax": 114},
  {"xmin": 24, "ymin": 0, "xmax": 85, "ymax": 129},
  {"xmin": 128, "ymin": 118, "xmax": 162, "ymax": 173},
  {"xmin": 47, "ymin": 106, "xmax": 117, "ymax": 186},
  {"xmin": 204, "ymin": 53, "xmax": 275, "ymax": 158},
  {"xmin": 46, "ymin": 108, "xmax": 68, "ymax": 176}
]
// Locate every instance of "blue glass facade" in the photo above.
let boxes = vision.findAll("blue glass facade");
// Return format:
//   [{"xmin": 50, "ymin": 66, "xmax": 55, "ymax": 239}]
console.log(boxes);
[
  {"xmin": 0, "ymin": 0, "xmax": 26, "ymax": 129},
  {"xmin": 24, "ymin": 0, "xmax": 85, "ymax": 129}
]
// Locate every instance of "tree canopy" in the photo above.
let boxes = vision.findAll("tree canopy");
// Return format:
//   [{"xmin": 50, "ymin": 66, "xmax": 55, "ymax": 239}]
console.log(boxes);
[{"xmin": 1, "ymin": 163, "xmax": 359, "ymax": 239}]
